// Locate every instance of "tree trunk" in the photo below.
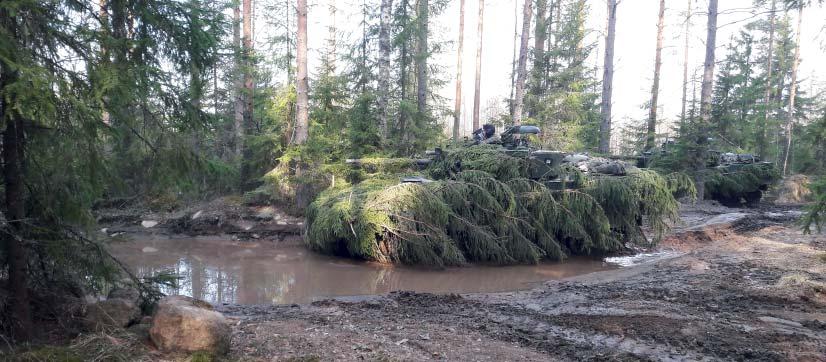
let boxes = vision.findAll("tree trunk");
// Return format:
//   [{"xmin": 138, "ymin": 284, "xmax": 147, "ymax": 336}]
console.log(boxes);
[
  {"xmin": 295, "ymin": 0, "xmax": 309, "ymax": 144},
  {"xmin": 509, "ymin": 0, "xmax": 517, "ymax": 118},
  {"xmin": 694, "ymin": 0, "xmax": 719, "ymax": 200},
  {"xmin": 472, "ymin": 0, "xmax": 484, "ymax": 130},
  {"xmin": 416, "ymin": 0, "xmax": 429, "ymax": 115},
  {"xmin": 232, "ymin": 4, "xmax": 244, "ymax": 162},
  {"xmin": 512, "ymin": 0, "xmax": 532, "ymax": 126},
  {"xmin": 599, "ymin": 0, "xmax": 618, "ymax": 154},
  {"xmin": 528, "ymin": 0, "xmax": 548, "ymax": 117},
  {"xmin": 242, "ymin": 0, "xmax": 253, "ymax": 134},
  {"xmin": 398, "ymin": 0, "xmax": 410, "ymax": 141},
  {"xmin": 378, "ymin": 0, "xmax": 394, "ymax": 140},
  {"xmin": 453, "ymin": 0, "xmax": 465, "ymax": 141},
  {"xmin": 781, "ymin": 6, "xmax": 802, "ymax": 176},
  {"xmin": 645, "ymin": 0, "xmax": 666, "ymax": 151},
  {"xmin": 0, "ymin": 64, "xmax": 33, "ymax": 342},
  {"xmin": 679, "ymin": 0, "xmax": 692, "ymax": 132},
  {"xmin": 758, "ymin": 0, "xmax": 775, "ymax": 159}
]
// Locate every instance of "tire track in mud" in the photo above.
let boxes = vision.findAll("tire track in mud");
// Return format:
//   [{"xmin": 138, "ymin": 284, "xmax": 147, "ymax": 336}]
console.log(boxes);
[{"xmin": 385, "ymin": 292, "xmax": 713, "ymax": 361}]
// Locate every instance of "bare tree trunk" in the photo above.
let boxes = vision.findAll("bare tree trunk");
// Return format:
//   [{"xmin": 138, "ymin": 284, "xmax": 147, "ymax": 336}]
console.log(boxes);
[
  {"xmin": 528, "ymin": 0, "xmax": 548, "ymax": 117},
  {"xmin": 679, "ymin": 0, "xmax": 692, "ymax": 132},
  {"xmin": 0, "ymin": 67, "xmax": 33, "ymax": 342},
  {"xmin": 453, "ymin": 0, "xmax": 465, "ymax": 141},
  {"xmin": 694, "ymin": 0, "xmax": 719, "ymax": 200},
  {"xmin": 509, "ymin": 0, "xmax": 517, "ymax": 118},
  {"xmin": 398, "ymin": 0, "xmax": 410, "ymax": 140},
  {"xmin": 781, "ymin": 6, "xmax": 802, "ymax": 176},
  {"xmin": 242, "ymin": 0, "xmax": 253, "ymax": 134},
  {"xmin": 512, "ymin": 0, "xmax": 532, "ymax": 126},
  {"xmin": 599, "ymin": 0, "xmax": 618, "ymax": 154},
  {"xmin": 295, "ymin": 0, "xmax": 309, "ymax": 144},
  {"xmin": 472, "ymin": 0, "xmax": 484, "ymax": 130},
  {"xmin": 378, "ymin": 0, "xmax": 394, "ymax": 140},
  {"xmin": 759, "ymin": 0, "xmax": 775, "ymax": 159},
  {"xmin": 416, "ymin": 0, "xmax": 429, "ymax": 115},
  {"xmin": 645, "ymin": 0, "xmax": 666, "ymax": 151},
  {"xmin": 232, "ymin": 4, "xmax": 245, "ymax": 162}
]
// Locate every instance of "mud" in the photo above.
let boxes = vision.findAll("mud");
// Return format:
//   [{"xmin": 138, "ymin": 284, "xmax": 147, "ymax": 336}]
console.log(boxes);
[
  {"xmin": 96, "ymin": 196, "xmax": 304, "ymax": 239},
  {"xmin": 215, "ymin": 203, "xmax": 826, "ymax": 361}
]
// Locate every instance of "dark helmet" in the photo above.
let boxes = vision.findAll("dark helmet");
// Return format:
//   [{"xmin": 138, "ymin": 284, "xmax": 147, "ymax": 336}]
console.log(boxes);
[{"xmin": 482, "ymin": 124, "xmax": 496, "ymax": 139}]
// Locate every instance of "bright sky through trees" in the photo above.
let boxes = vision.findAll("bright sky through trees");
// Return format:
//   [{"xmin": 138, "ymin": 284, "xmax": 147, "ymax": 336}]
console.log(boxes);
[{"xmin": 293, "ymin": 0, "xmax": 825, "ymax": 138}]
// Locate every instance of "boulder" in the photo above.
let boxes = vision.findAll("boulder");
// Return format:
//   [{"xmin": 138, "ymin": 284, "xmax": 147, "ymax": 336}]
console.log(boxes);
[
  {"xmin": 775, "ymin": 174, "xmax": 812, "ymax": 204},
  {"xmin": 84, "ymin": 298, "xmax": 141, "ymax": 331},
  {"xmin": 108, "ymin": 287, "xmax": 140, "ymax": 305},
  {"xmin": 149, "ymin": 295, "xmax": 231, "ymax": 355}
]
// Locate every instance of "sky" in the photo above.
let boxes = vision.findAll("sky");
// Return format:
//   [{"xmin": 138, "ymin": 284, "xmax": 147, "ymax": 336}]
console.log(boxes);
[{"xmin": 294, "ymin": 0, "xmax": 826, "ymax": 144}]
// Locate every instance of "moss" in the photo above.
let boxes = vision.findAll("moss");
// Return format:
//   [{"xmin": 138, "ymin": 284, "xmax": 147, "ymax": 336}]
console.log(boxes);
[
  {"xmin": 13, "ymin": 346, "xmax": 84, "ymax": 362},
  {"xmin": 189, "ymin": 351, "xmax": 215, "ymax": 362}
]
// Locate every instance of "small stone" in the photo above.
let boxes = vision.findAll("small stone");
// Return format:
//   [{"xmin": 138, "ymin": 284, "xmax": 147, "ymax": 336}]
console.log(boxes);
[
  {"xmin": 141, "ymin": 220, "xmax": 158, "ymax": 228},
  {"xmin": 142, "ymin": 246, "xmax": 158, "ymax": 253},
  {"xmin": 191, "ymin": 210, "xmax": 203, "ymax": 220}
]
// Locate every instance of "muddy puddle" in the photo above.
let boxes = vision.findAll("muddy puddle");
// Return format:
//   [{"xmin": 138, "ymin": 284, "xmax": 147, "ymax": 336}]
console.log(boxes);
[{"xmin": 109, "ymin": 236, "xmax": 623, "ymax": 305}]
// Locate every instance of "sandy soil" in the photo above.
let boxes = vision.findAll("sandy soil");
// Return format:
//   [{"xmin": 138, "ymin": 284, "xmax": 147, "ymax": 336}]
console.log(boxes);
[{"xmin": 215, "ymin": 203, "xmax": 826, "ymax": 361}]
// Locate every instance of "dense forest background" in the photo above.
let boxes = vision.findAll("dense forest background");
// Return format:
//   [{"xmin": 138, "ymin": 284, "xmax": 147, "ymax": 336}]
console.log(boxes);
[{"xmin": 1, "ymin": 0, "xmax": 825, "ymax": 342}]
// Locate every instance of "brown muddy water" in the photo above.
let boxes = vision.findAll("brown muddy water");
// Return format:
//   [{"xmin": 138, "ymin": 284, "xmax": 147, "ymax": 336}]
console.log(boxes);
[{"xmin": 109, "ymin": 236, "xmax": 623, "ymax": 305}]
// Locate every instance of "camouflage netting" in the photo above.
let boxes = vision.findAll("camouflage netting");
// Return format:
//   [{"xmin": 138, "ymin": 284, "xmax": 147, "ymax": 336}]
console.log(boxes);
[
  {"xmin": 704, "ymin": 163, "xmax": 780, "ymax": 205},
  {"xmin": 305, "ymin": 146, "xmax": 684, "ymax": 267}
]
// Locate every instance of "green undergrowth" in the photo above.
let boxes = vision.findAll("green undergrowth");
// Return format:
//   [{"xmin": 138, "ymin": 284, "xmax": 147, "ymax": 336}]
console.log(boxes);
[
  {"xmin": 802, "ymin": 177, "xmax": 826, "ymax": 234},
  {"xmin": 306, "ymin": 146, "xmax": 683, "ymax": 267}
]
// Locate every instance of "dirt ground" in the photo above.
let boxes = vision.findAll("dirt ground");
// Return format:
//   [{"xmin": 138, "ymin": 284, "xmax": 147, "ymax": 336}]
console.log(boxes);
[{"xmin": 212, "ymin": 203, "xmax": 826, "ymax": 361}]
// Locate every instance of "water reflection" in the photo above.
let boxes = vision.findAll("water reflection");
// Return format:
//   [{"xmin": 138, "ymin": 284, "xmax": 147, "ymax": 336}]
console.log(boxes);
[{"xmin": 109, "ymin": 237, "xmax": 617, "ymax": 305}]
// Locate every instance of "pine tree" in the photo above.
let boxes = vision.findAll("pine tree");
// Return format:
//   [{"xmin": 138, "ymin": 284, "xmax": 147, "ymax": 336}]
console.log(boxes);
[
  {"xmin": 452, "ymin": 0, "xmax": 465, "ymax": 140},
  {"xmin": 645, "ymin": 0, "xmax": 666, "ymax": 151},
  {"xmin": 472, "ymin": 0, "xmax": 484, "ymax": 130},
  {"xmin": 295, "ymin": 0, "xmax": 309, "ymax": 144},
  {"xmin": 512, "ymin": 0, "xmax": 532, "ymax": 125},
  {"xmin": 599, "ymin": 0, "xmax": 618, "ymax": 153},
  {"xmin": 693, "ymin": 0, "xmax": 719, "ymax": 199}
]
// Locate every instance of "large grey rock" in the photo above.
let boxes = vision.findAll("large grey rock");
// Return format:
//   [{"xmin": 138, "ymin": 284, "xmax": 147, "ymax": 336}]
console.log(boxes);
[
  {"xmin": 84, "ymin": 298, "xmax": 141, "ymax": 331},
  {"xmin": 149, "ymin": 295, "xmax": 231, "ymax": 355}
]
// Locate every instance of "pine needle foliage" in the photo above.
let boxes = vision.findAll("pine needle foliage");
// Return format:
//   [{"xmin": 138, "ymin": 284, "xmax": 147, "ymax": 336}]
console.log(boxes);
[
  {"xmin": 665, "ymin": 172, "xmax": 698, "ymax": 201},
  {"xmin": 704, "ymin": 163, "xmax": 780, "ymax": 202},
  {"xmin": 306, "ymin": 147, "xmax": 682, "ymax": 266},
  {"xmin": 801, "ymin": 178, "xmax": 826, "ymax": 234}
]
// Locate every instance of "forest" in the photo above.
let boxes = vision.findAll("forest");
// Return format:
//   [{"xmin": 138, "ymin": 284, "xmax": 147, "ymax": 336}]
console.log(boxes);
[{"xmin": 1, "ymin": 0, "xmax": 826, "ymax": 359}]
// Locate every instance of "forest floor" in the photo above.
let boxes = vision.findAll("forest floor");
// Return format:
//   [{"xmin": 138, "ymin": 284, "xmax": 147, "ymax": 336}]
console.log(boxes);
[
  {"xmin": 210, "ymin": 202, "xmax": 826, "ymax": 361},
  {"xmin": 84, "ymin": 201, "xmax": 826, "ymax": 360}
]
